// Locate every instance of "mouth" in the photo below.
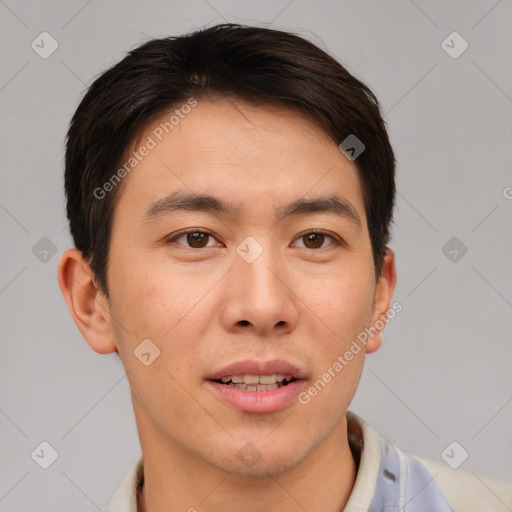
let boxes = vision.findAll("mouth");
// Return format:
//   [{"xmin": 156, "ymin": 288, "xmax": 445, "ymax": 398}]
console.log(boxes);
[
  {"xmin": 211, "ymin": 374, "xmax": 298, "ymax": 391},
  {"xmin": 206, "ymin": 359, "xmax": 307, "ymax": 413}
]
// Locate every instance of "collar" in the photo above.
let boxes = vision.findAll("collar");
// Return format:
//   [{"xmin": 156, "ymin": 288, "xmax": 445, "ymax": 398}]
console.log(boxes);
[{"xmin": 106, "ymin": 410, "xmax": 448, "ymax": 512}]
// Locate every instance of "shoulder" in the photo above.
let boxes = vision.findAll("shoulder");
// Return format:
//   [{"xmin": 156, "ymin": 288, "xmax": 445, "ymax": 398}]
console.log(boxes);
[{"xmin": 414, "ymin": 454, "xmax": 512, "ymax": 512}]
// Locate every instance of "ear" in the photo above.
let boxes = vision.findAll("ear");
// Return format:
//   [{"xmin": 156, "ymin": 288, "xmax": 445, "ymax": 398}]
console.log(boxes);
[
  {"xmin": 365, "ymin": 247, "xmax": 397, "ymax": 354},
  {"xmin": 57, "ymin": 248, "xmax": 117, "ymax": 354}
]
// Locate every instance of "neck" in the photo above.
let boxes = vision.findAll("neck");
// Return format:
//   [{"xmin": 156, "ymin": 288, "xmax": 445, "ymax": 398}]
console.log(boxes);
[{"xmin": 136, "ymin": 414, "xmax": 357, "ymax": 512}]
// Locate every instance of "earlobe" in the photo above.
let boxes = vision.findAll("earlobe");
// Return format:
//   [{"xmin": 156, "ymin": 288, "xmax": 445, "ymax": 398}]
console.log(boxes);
[
  {"xmin": 365, "ymin": 247, "xmax": 397, "ymax": 354},
  {"xmin": 57, "ymin": 248, "xmax": 117, "ymax": 354}
]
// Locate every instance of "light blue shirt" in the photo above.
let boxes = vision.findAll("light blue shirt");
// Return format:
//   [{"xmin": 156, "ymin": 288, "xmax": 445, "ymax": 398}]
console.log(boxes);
[
  {"xmin": 107, "ymin": 411, "xmax": 512, "ymax": 511},
  {"xmin": 367, "ymin": 435, "xmax": 451, "ymax": 511}
]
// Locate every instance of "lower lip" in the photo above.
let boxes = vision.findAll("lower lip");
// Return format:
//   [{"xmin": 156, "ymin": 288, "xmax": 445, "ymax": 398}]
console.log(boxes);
[{"xmin": 207, "ymin": 380, "xmax": 305, "ymax": 413}]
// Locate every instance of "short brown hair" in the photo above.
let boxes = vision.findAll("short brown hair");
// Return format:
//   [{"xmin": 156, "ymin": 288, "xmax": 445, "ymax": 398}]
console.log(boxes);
[{"xmin": 64, "ymin": 23, "xmax": 396, "ymax": 297}]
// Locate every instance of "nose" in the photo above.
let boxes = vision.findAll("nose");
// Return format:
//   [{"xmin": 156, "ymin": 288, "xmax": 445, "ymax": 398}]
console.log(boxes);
[{"xmin": 220, "ymin": 240, "xmax": 299, "ymax": 337}]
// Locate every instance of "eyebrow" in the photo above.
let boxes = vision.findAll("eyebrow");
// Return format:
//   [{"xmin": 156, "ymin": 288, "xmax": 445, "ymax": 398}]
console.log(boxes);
[{"xmin": 143, "ymin": 190, "xmax": 361, "ymax": 227}]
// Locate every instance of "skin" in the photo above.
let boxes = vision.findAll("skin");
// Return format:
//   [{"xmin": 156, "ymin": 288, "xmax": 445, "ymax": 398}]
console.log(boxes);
[{"xmin": 58, "ymin": 97, "xmax": 396, "ymax": 512}]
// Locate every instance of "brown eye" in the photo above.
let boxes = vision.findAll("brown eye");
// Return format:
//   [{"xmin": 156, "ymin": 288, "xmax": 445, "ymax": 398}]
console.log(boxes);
[
  {"xmin": 186, "ymin": 232, "xmax": 210, "ymax": 248},
  {"xmin": 302, "ymin": 232, "xmax": 325, "ymax": 249},
  {"xmin": 292, "ymin": 230, "xmax": 340, "ymax": 250},
  {"xmin": 167, "ymin": 230, "xmax": 218, "ymax": 249}
]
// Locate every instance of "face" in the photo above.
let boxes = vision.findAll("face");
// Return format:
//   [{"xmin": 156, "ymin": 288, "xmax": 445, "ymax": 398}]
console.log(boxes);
[{"xmin": 102, "ymin": 97, "xmax": 387, "ymax": 477}]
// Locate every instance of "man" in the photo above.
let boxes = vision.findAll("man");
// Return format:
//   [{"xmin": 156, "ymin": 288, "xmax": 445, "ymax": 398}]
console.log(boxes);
[{"xmin": 57, "ymin": 23, "xmax": 511, "ymax": 511}]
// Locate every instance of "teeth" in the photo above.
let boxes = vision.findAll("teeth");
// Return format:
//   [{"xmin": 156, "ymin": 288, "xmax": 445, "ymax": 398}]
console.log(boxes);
[
  {"xmin": 258, "ymin": 384, "xmax": 278, "ymax": 391},
  {"xmin": 226, "ymin": 382, "xmax": 280, "ymax": 391},
  {"xmin": 218, "ymin": 374, "xmax": 293, "ymax": 385},
  {"xmin": 244, "ymin": 374, "xmax": 260, "ymax": 385}
]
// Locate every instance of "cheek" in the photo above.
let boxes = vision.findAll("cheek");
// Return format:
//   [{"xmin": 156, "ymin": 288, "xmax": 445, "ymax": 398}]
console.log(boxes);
[
  {"xmin": 109, "ymin": 254, "xmax": 189, "ymax": 333},
  {"xmin": 109, "ymin": 268, "xmax": 207, "ymax": 428},
  {"xmin": 305, "ymin": 266, "xmax": 375, "ymax": 340},
  {"xmin": 311, "ymin": 264, "xmax": 375, "ymax": 403}
]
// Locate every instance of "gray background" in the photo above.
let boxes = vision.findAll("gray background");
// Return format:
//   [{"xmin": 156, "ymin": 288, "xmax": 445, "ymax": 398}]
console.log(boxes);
[{"xmin": 1, "ymin": 0, "xmax": 511, "ymax": 510}]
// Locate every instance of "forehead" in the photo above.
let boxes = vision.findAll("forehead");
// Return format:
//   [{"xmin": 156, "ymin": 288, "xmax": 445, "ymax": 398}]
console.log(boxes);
[{"xmin": 114, "ymin": 98, "xmax": 366, "ymax": 225}]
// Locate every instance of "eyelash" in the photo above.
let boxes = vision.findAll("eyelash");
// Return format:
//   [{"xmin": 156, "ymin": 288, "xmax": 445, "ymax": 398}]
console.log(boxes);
[{"xmin": 165, "ymin": 229, "xmax": 342, "ymax": 250}]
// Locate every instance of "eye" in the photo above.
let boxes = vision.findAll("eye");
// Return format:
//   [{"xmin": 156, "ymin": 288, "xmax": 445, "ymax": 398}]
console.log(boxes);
[
  {"xmin": 166, "ymin": 229, "xmax": 342, "ymax": 250},
  {"xmin": 292, "ymin": 230, "xmax": 341, "ymax": 250},
  {"xmin": 166, "ymin": 229, "xmax": 220, "ymax": 249}
]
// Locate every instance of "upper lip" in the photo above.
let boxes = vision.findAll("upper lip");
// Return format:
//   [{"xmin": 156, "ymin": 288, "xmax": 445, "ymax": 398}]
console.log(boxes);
[{"xmin": 207, "ymin": 359, "xmax": 307, "ymax": 381}]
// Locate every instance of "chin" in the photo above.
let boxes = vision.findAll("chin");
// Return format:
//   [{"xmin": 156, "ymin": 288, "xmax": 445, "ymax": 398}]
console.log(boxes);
[{"xmin": 205, "ymin": 440, "xmax": 311, "ymax": 478}]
